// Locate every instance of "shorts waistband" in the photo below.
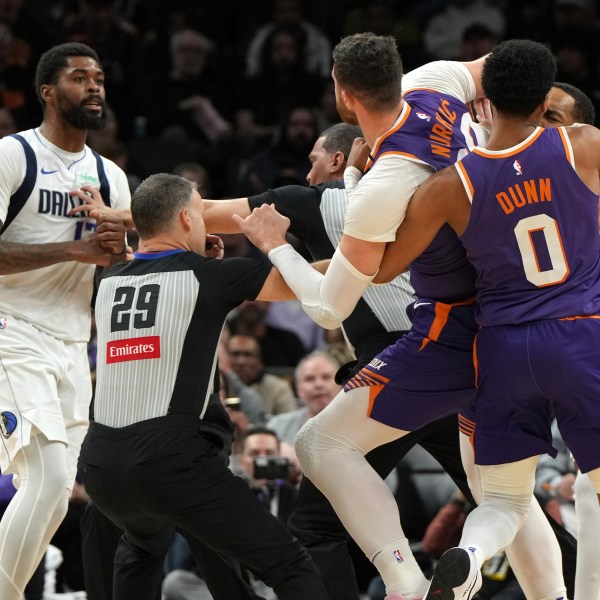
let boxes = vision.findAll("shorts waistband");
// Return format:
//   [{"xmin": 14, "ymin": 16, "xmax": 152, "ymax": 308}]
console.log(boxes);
[{"xmin": 89, "ymin": 414, "xmax": 201, "ymax": 439}]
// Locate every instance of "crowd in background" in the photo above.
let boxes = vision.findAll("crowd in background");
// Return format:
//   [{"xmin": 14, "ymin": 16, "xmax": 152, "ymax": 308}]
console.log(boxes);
[
  {"xmin": 0, "ymin": 1, "xmax": 595, "ymax": 598},
  {"xmin": 1, "ymin": 0, "xmax": 599, "ymax": 200}
]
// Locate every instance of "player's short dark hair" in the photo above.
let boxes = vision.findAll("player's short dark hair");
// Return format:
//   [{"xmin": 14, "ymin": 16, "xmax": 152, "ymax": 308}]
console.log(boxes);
[
  {"xmin": 132, "ymin": 173, "xmax": 196, "ymax": 238},
  {"xmin": 320, "ymin": 123, "xmax": 362, "ymax": 158},
  {"xmin": 482, "ymin": 39, "xmax": 556, "ymax": 118},
  {"xmin": 35, "ymin": 43, "xmax": 101, "ymax": 105},
  {"xmin": 553, "ymin": 81, "xmax": 596, "ymax": 125},
  {"xmin": 332, "ymin": 33, "xmax": 402, "ymax": 112}
]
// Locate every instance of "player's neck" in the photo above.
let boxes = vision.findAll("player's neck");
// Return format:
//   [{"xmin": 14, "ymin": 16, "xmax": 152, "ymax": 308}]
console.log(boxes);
[
  {"xmin": 486, "ymin": 118, "xmax": 538, "ymax": 151},
  {"xmin": 357, "ymin": 100, "xmax": 404, "ymax": 148},
  {"xmin": 38, "ymin": 118, "xmax": 88, "ymax": 153}
]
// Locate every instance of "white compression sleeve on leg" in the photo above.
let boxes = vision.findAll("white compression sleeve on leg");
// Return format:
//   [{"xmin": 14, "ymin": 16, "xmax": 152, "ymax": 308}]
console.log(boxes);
[
  {"xmin": 0, "ymin": 435, "xmax": 71, "ymax": 600},
  {"xmin": 574, "ymin": 472, "xmax": 600, "ymax": 600},
  {"xmin": 268, "ymin": 244, "xmax": 376, "ymax": 329},
  {"xmin": 460, "ymin": 457, "xmax": 539, "ymax": 561},
  {"xmin": 458, "ymin": 435, "xmax": 567, "ymax": 600},
  {"xmin": 295, "ymin": 387, "xmax": 428, "ymax": 599}
]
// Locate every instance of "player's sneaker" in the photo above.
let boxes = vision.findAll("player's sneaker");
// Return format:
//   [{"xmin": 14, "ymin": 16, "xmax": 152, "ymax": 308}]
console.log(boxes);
[
  {"xmin": 384, "ymin": 595, "xmax": 423, "ymax": 600},
  {"xmin": 424, "ymin": 547, "xmax": 481, "ymax": 599}
]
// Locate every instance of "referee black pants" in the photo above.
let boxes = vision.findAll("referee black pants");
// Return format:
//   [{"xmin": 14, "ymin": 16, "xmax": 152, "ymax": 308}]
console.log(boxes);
[{"xmin": 79, "ymin": 416, "xmax": 327, "ymax": 600}]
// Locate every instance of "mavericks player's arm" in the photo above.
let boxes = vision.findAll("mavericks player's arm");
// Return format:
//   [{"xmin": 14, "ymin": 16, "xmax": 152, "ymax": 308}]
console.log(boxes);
[
  {"xmin": 374, "ymin": 167, "xmax": 468, "ymax": 283},
  {"xmin": 0, "ymin": 138, "xmax": 113, "ymax": 274}
]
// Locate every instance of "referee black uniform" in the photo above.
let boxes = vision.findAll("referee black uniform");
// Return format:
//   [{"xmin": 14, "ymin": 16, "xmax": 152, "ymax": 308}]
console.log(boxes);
[{"xmin": 78, "ymin": 249, "xmax": 328, "ymax": 600}]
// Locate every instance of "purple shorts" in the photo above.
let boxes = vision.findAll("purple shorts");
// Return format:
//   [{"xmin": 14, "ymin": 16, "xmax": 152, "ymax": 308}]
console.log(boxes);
[
  {"xmin": 473, "ymin": 317, "xmax": 600, "ymax": 473},
  {"xmin": 344, "ymin": 299, "xmax": 477, "ymax": 431}
]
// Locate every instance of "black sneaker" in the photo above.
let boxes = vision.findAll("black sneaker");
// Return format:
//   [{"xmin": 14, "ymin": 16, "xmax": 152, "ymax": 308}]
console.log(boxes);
[{"xmin": 424, "ymin": 547, "xmax": 481, "ymax": 599}]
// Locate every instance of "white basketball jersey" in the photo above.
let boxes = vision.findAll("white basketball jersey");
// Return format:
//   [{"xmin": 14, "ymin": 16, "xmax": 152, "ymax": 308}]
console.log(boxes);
[{"xmin": 0, "ymin": 128, "xmax": 131, "ymax": 341}]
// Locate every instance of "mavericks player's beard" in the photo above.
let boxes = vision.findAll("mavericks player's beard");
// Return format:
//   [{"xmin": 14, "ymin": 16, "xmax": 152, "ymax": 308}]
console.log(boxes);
[{"xmin": 59, "ymin": 96, "xmax": 107, "ymax": 131}]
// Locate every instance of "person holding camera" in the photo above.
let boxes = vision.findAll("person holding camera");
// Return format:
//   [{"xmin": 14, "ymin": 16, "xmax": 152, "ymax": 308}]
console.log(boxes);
[{"xmin": 236, "ymin": 426, "xmax": 298, "ymax": 524}]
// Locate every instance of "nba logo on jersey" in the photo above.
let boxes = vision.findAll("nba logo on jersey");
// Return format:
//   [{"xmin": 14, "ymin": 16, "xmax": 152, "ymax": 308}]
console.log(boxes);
[
  {"xmin": 513, "ymin": 159, "xmax": 523, "ymax": 176},
  {"xmin": 416, "ymin": 111, "xmax": 431, "ymax": 122},
  {"xmin": 0, "ymin": 316, "xmax": 7, "ymax": 329},
  {"xmin": 393, "ymin": 549, "xmax": 404, "ymax": 563}
]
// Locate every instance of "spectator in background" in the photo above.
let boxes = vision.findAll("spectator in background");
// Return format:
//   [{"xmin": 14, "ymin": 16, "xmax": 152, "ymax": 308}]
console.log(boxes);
[
  {"xmin": 552, "ymin": 36, "xmax": 600, "ymax": 117},
  {"xmin": 268, "ymin": 352, "xmax": 340, "ymax": 447},
  {"xmin": 236, "ymin": 29, "xmax": 324, "ymax": 143},
  {"xmin": 85, "ymin": 103, "xmax": 142, "ymax": 194},
  {"xmin": 245, "ymin": 0, "xmax": 331, "ymax": 78},
  {"xmin": 235, "ymin": 104, "xmax": 319, "ymax": 196},
  {"xmin": 0, "ymin": 106, "xmax": 16, "ymax": 137},
  {"xmin": 341, "ymin": 1, "xmax": 424, "ymax": 67},
  {"xmin": 0, "ymin": 19, "xmax": 38, "ymax": 129},
  {"xmin": 423, "ymin": 0, "xmax": 505, "ymax": 60},
  {"xmin": 265, "ymin": 300, "xmax": 325, "ymax": 355},
  {"xmin": 235, "ymin": 427, "xmax": 298, "ymax": 523},
  {"xmin": 227, "ymin": 334, "xmax": 297, "ymax": 418},
  {"xmin": 228, "ymin": 300, "xmax": 307, "ymax": 367},
  {"xmin": 138, "ymin": 28, "xmax": 232, "ymax": 144},
  {"xmin": 220, "ymin": 366, "xmax": 266, "ymax": 438},
  {"xmin": 459, "ymin": 23, "xmax": 499, "ymax": 61},
  {"xmin": 174, "ymin": 161, "xmax": 213, "ymax": 196},
  {"xmin": 313, "ymin": 80, "xmax": 340, "ymax": 133},
  {"xmin": 65, "ymin": 0, "xmax": 138, "ymax": 127}
]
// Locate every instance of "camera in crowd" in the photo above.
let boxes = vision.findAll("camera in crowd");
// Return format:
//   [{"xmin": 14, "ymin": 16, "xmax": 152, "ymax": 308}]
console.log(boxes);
[{"xmin": 253, "ymin": 456, "xmax": 290, "ymax": 481}]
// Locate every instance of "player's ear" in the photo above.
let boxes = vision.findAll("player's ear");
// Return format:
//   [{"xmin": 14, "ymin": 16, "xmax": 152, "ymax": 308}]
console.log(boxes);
[
  {"xmin": 341, "ymin": 88, "xmax": 353, "ymax": 108},
  {"xmin": 40, "ymin": 84, "xmax": 53, "ymax": 104}
]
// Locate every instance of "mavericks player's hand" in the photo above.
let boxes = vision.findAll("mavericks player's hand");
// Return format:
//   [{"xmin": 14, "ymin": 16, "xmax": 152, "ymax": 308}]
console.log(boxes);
[
  {"xmin": 68, "ymin": 186, "xmax": 135, "ymax": 229},
  {"xmin": 91, "ymin": 210, "xmax": 129, "ymax": 260},
  {"xmin": 232, "ymin": 204, "xmax": 290, "ymax": 254}
]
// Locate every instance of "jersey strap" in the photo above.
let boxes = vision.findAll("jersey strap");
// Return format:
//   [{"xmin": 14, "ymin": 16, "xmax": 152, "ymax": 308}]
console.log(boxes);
[
  {"xmin": 91, "ymin": 148, "xmax": 111, "ymax": 207},
  {"xmin": 1, "ymin": 134, "xmax": 37, "ymax": 234}
]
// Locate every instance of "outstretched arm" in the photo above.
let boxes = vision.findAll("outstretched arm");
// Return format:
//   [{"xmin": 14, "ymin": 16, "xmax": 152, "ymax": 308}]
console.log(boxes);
[
  {"xmin": 0, "ymin": 210, "xmax": 129, "ymax": 274},
  {"xmin": 203, "ymin": 198, "xmax": 251, "ymax": 233},
  {"xmin": 233, "ymin": 204, "xmax": 383, "ymax": 329}
]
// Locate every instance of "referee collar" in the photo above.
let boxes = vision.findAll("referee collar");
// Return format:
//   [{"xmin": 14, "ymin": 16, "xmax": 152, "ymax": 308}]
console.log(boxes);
[{"xmin": 134, "ymin": 249, "xmax": 187, "ymax": 260}]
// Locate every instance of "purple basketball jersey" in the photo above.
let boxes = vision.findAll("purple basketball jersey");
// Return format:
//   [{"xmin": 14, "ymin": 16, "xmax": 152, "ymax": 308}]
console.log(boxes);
[
  {"xmin": 367, "ymin": 89, "xmax": 478, "ymax": 301},
  {"xmin": 457, "ymin": 127, "xmax": 600, "ymax": 325}
]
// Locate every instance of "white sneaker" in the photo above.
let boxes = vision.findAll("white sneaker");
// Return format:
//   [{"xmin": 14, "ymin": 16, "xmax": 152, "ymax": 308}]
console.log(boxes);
[{"xmin": 424, "ymin": 547, "xmax": 481, "ymax": 599}]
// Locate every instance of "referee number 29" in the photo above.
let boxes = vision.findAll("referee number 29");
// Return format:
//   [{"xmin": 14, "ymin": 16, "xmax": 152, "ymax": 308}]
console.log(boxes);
[{"xmin": 110, "ymin": 284, "xmax": 160, "ymax": 332}]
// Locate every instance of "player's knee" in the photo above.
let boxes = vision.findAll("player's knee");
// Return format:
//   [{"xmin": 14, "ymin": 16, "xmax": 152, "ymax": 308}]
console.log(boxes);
[
  {"xmin": 295, "ymin": 418, "xmax": 318, "ymax": 477},
  {"xmin": 483, "ymin": 490, "xmax": 531, "ymax": 529}
]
